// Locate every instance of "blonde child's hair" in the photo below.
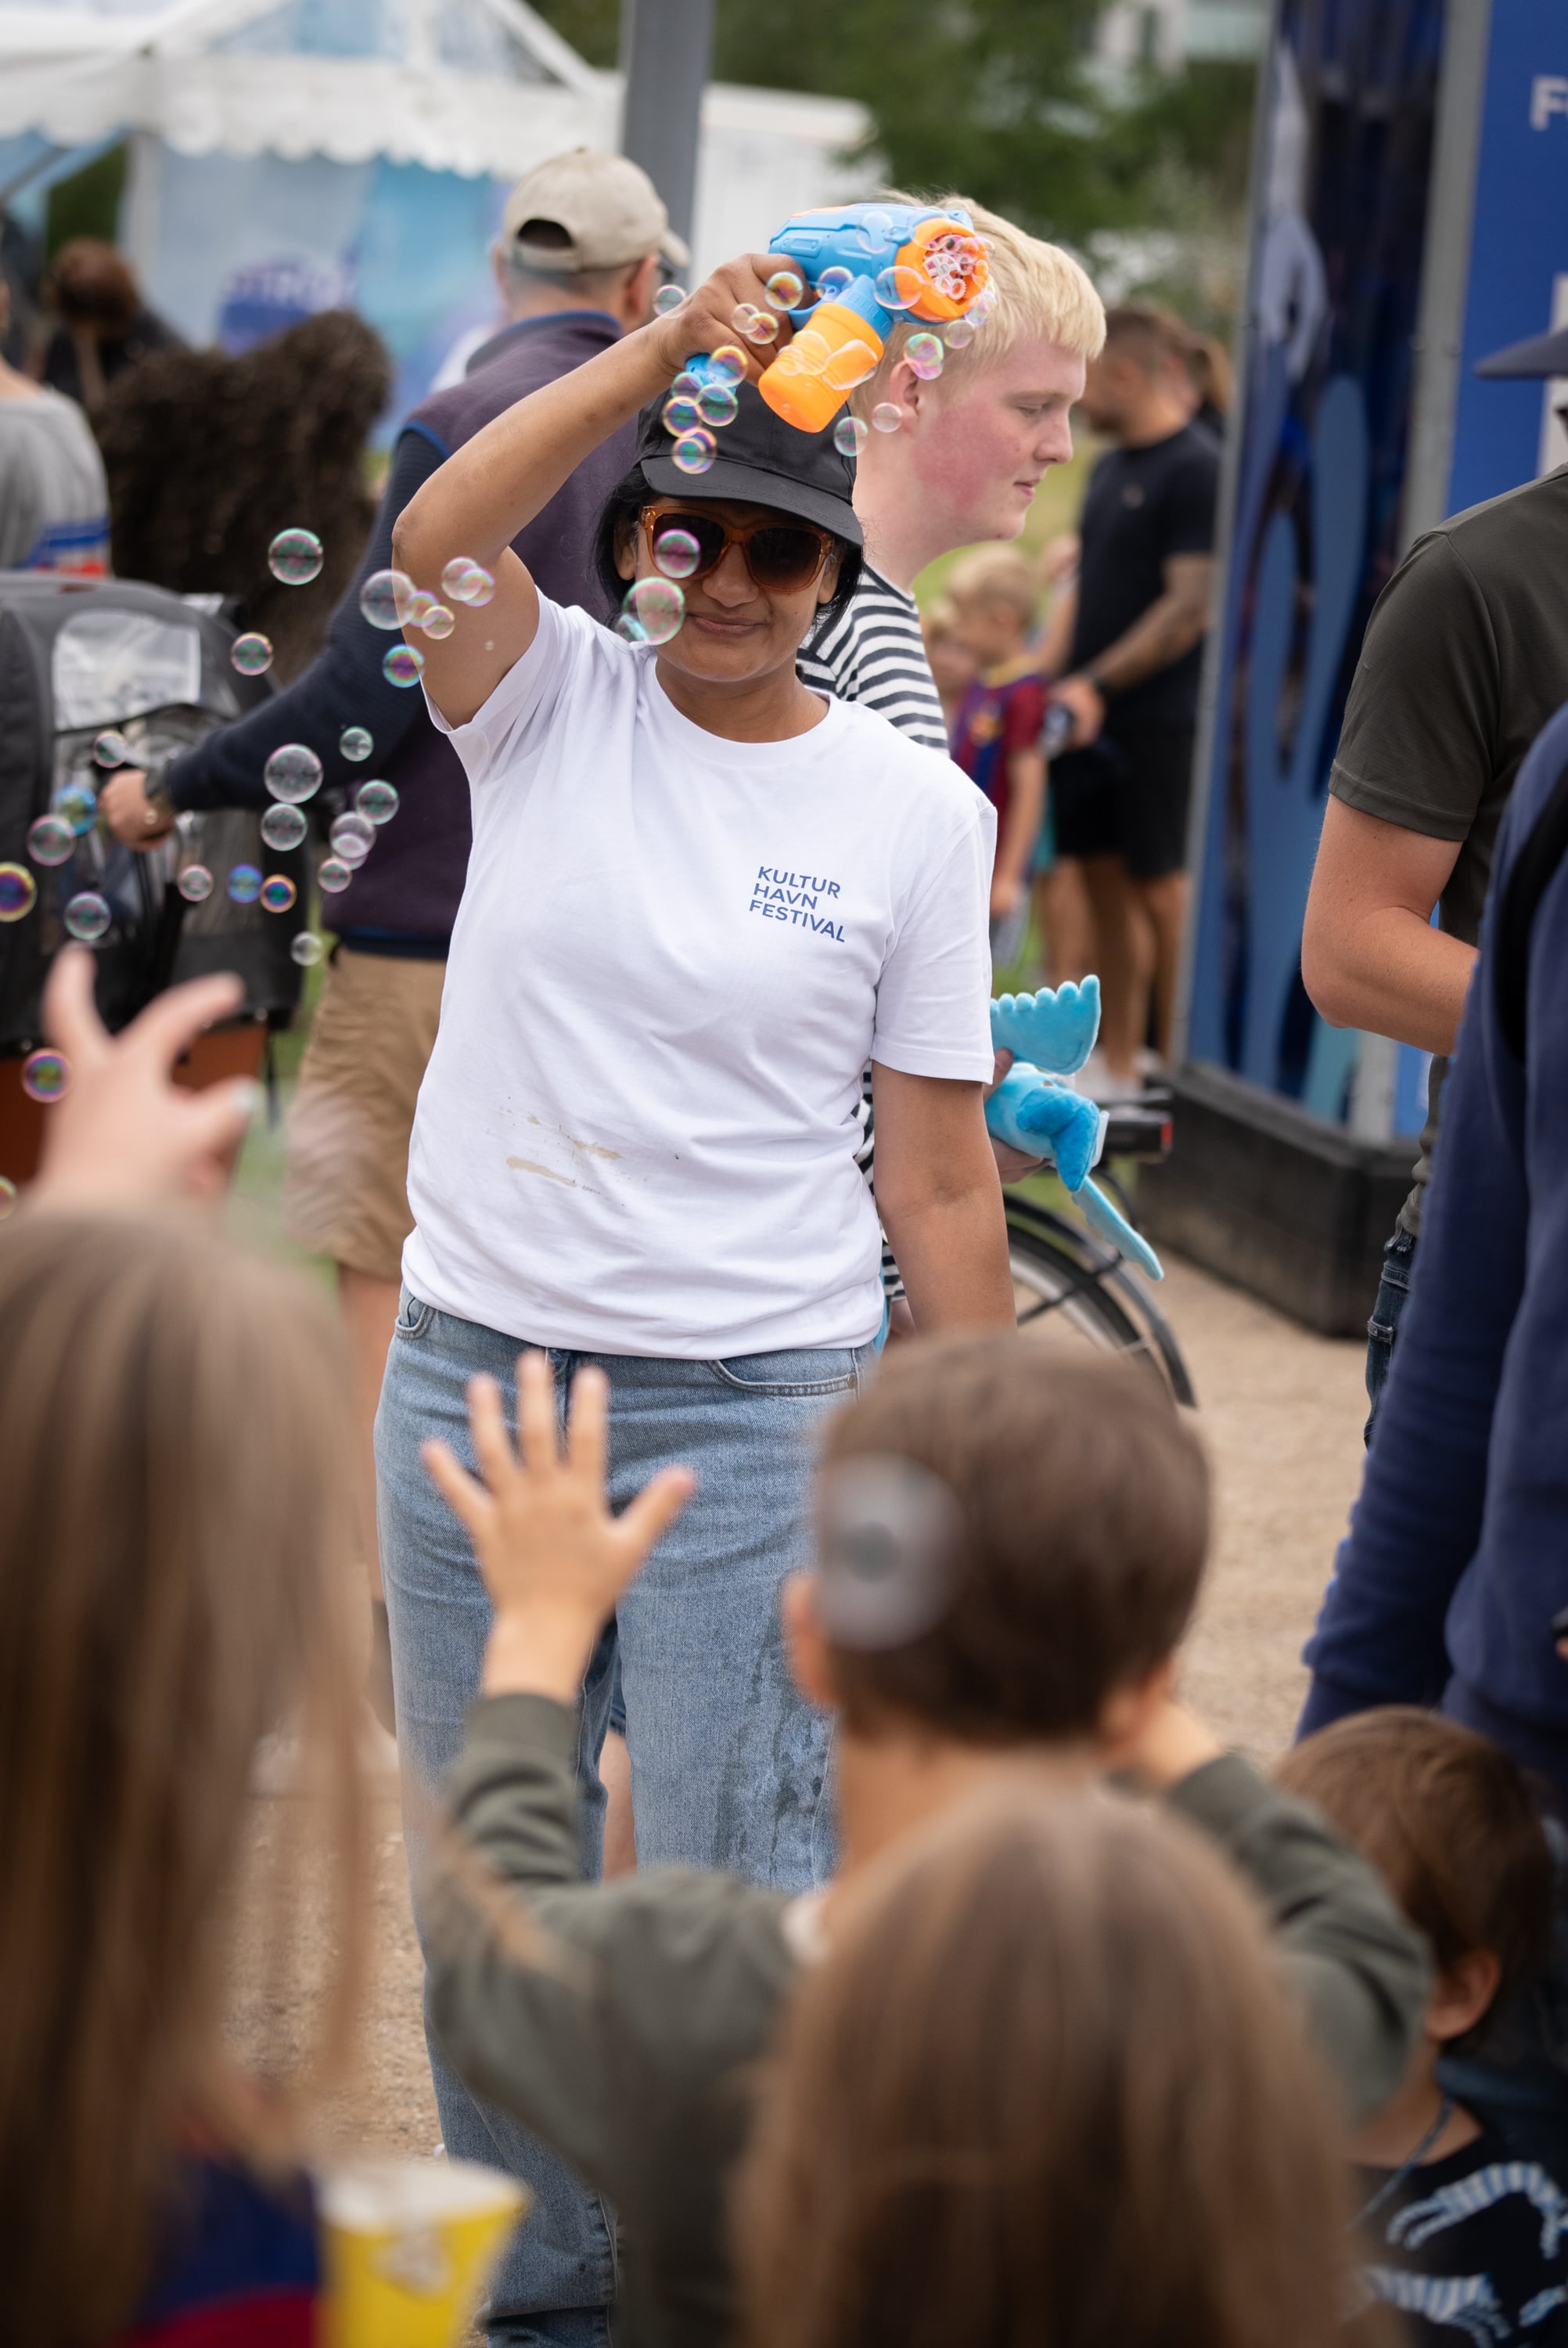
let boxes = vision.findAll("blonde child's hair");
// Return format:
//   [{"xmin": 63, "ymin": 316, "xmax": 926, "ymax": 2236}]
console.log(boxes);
[
  {"xmin": 944, "ymin": 546, "xmax": 1039, "ymax": 630},
  {"xmin": 922, "ymin": 593, "xmax": 962, "ymax": 646},
  {"xmin": 853, "ymin": 194, "xmax": 1105, "ymax": 420}
]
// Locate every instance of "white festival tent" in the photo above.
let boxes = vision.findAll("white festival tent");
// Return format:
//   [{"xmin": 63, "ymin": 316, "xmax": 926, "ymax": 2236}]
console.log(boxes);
[{"xmin": 0, "ymin": 0, "xmax": 873, "ymax": 419}]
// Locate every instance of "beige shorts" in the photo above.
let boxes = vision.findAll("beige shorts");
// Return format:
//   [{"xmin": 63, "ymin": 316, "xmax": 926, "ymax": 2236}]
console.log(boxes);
[{"xmin": 282, "ymin": 946, "xmax": 446, "ymax": 1283}]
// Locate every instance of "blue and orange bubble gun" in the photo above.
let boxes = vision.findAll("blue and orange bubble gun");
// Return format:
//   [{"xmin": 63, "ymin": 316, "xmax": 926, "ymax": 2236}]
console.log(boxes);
[{"xmin": 754, "ymin": 201, "xmax": 991, "ymax": 433}]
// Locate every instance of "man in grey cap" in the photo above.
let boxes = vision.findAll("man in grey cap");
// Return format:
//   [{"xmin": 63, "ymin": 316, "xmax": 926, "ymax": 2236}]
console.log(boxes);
[{"xmin": 1301, "ymin": 321, "xmax": 1568, "ymax": 1437}]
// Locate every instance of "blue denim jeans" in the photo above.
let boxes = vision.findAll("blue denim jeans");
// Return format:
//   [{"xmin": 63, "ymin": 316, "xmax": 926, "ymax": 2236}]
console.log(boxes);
[
  {"xmin": 1364, "ymin": 1224, "xmax": 1418, "ymax": 1449},
  {"xmin": 375, "ymin": 1291, "xmax": 877, "ymax": 2346}
]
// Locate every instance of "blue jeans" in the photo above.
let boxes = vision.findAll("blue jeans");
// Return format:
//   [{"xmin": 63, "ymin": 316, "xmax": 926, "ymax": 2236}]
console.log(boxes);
[
  {"xmin": 1364, "ymin": 1223, "xmax": 1417, "ymax": 1448},
  {"xmin": 375, "ymin": 1291, "xmax": 876, "ymax": 2346}
]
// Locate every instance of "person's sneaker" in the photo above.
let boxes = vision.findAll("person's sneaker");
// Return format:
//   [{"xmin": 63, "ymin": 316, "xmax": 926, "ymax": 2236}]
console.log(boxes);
[{"xmin": 1078, "ymin": 1050, "xmax": 1145, "ymax": 1104}]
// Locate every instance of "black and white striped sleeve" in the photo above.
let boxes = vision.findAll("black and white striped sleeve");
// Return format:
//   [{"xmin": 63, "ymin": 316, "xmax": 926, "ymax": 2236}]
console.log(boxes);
[{"xmin": 797, "ymin": 567, "xmax": 949, "ymax": 754}]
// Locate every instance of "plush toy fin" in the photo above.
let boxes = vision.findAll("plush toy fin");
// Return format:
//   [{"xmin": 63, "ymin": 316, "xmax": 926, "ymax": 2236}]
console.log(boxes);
[
  {"xmin": 991, "ymin": 978, "xmax": 1102, "ymax": 1076},
  {"xmin": 1076, "ymin": 1176, "xmax": 1164, "ymax": 1282},
  {"xmin": 984, "ymin": 1064, "xmax": 1106, "ymax": 1194}
]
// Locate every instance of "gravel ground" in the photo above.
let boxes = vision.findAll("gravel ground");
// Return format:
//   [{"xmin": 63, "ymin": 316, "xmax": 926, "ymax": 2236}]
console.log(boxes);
[{"xmin": 312, "ymin": 1247, "xmax": 1372, "ymax": 2165}]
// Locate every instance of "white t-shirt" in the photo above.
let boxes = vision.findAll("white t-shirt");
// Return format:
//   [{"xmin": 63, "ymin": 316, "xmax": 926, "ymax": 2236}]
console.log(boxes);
[{"xmin": 405, "ymin": 595, "xmax": 996, "ymax": 1357}]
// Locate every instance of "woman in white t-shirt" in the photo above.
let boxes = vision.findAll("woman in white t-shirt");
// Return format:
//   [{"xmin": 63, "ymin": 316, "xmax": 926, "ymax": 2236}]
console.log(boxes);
[{"xmin": 376, "ymin": 248, "xmax": 1013, "ymax": 2337}]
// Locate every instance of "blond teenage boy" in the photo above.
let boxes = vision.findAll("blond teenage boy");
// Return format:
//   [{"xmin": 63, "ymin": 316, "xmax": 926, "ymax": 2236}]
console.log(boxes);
[
  {"xmin": 797, "ymin": 200, "xmax": 1104, "ymax": 751},
  {"xmin": 421, "ymin": 1338, "xmax": 1429, "ymax": 2348}
]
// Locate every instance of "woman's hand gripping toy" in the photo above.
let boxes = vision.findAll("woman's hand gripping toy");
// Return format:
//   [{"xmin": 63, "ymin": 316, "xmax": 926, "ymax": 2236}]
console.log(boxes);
[
  {"xmin": 984, "ymin": 978, "xmax": 1165, "ymax": 1282},
  {"xmin": 666, "ymin": 203, "xmax": 991, "ymax": 446}
]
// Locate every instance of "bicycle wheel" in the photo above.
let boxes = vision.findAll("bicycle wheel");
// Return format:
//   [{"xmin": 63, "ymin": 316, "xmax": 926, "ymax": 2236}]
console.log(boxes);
[{"xmin": 1006, "ymin": 1197, "xmax": 1195, "ymax": 1404}]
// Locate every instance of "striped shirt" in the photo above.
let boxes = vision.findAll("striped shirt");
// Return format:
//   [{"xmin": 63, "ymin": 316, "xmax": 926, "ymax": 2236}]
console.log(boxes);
[
  {"xmin": 800, "ymin": 566, "xmax": 957, "ymax": 1300},
  {"xmin": 798, "ymin": 565, "xmax": 948, "ymax": 753}
]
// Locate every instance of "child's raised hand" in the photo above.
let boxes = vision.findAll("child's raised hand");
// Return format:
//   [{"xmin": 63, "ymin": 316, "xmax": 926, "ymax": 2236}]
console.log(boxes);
[{"xmin": 423, "ymin": 1352, "xmax": 696, "ymax": 1702}]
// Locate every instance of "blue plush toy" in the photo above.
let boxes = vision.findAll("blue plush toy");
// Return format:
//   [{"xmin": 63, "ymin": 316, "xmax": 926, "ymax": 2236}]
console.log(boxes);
[{"xmin": 984, "ymin": 979, "xmax": 1164, "ymax": 1283}]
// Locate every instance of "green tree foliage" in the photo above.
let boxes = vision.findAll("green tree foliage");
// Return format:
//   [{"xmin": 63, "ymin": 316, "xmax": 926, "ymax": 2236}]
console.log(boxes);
[{"xmin": 528, "ymin": 1, "xmax": 1257, "ymax": 250}]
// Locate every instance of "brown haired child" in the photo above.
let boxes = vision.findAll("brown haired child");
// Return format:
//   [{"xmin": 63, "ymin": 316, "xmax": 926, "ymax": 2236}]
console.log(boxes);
[
  {"xmin": 419, "ymin": 1334, "xmax": 1429, "ymax": 2348},
  {"xmin": 1278, "ymin": 1709, "xmax": 1561, "ymax": 2346}
]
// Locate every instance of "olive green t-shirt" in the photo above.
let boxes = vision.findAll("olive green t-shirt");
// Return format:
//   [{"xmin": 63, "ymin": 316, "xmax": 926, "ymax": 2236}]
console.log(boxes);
[{"xmin": 1329, "ymin": 466, "xmax": 1568, "ymax": 1232}]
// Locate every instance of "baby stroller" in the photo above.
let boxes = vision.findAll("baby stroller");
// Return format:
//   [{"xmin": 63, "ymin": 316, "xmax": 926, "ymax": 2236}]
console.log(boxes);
[{"xmin": 0, "ymin": 574, "xmax": 309, "ymax": 1184}]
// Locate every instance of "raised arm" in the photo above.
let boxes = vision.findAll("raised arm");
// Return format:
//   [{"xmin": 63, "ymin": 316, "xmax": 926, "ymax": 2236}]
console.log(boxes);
[{"xmin": 393, "ymin": 254, "xmax": 790, "ymax": 727}]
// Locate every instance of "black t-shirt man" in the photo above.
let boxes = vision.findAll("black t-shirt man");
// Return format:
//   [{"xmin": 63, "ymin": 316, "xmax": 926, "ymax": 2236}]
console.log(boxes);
[
  {"xmin": 1070, "ymin": 422, "xmax": 1221, "ymax": 730},
  {"xmin": 1054, "ymin": 422, "xmax": 1220, "ymax": 886},
  {"xmin": 1326, "ymin": 466, "xmax": 1568, "ymax": 1237}
]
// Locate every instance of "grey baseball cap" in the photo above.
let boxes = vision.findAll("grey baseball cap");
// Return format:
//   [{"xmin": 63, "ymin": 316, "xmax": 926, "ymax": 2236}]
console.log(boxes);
[{"xmin": 502, "ymin": 148, "xmax": 689, "ymax": 272}]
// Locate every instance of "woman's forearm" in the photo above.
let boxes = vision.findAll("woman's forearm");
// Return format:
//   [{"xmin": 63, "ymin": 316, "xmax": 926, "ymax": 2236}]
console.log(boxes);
[
  {"xmin": 882, "ymin": 1187, "xmax": 1016, "ymax": 1331},
  {"xmin": 395, "ymin": 321, "xmax": 681, "ymax": 583}
]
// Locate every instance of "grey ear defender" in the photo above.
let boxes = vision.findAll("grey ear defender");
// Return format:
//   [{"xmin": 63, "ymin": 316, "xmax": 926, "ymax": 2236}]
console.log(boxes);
[{"xmin": 814, "ymin": 1454, "xmax": 964, "ymax": 1651}]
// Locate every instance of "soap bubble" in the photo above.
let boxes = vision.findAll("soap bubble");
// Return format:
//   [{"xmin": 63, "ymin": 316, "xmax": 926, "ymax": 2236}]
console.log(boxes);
[
  {"xmin": 455, "ymin": 562, "xmax": 494, "ymax": 607},
  {"xmin": 0, "ymin": 864, "xmax": 37, "ymax": 922},
  {"xmin": 177, "ymin": 864, "xmax": 214, "ymax": 904},
  {"xmin": 27, "ymin": 815, "xmax": 74, "ymax": 866},
  {"xmin": 0, "ymin": 1176, "xmax": 16, "ymax": 1219},
  {"xmin": 619, "ymin": 577, "xmax": 685, "ymax": 646},
  {"xmin": 653, "ymin": 283, "xmax": 686, "ymax": 315},
  {"xmin": 822, "ymin": 338, "xmax": 880, "ymax": 393},
  {"xmin": 260, "ymin": 874, "xmax": 297, "ymax": 913},
  {"xmin": 56, "ymin": 785, "xmax": 97, "ymax": 842},
  {"xmin": 356, "ymin": 779, "xmax": 400, "ymax": 824},
  {"xmin": 405, "ymin": 589, "xmax": 437, "ymax": 628},
  {"xmin": 227, "ymin": 863, "xmax": 262, "ymax": 905},
  {"xmin": 440, "ymin": 557, "xmax": 487, "ymax": 606},
  {"xmin": 663, "ymin": 394, "xmax": 702, "ymax": 434},
  {"xmin": 318, "ymin": 857, "xmax": 352, "ymax": 894},
  {"xmin": 735, "ymin": 307, "xmax": 777, "ymax": 346},
  {"xmin": 383, "ymin": 645, "xmax": 425, "ymax": 688},
  {"xmin": 731, "ymin": 301, "xmax": 761, "ymax": 333},
  {"xmin": 859, "ymin": 205, "xmax": 894, "ymax": 245},
  {"xmin": 231, "ymin": 632, "xmax": 274, "ymax": 675},
  {"xmin": 360, "ymin": 568, "xmax": 415, "ymax": 629},
  {"xmin": 698, "ymin": 383, "xmax": 739, "ymax": 428},
  {"xmin": 874, "ymin": 264, "xmax": 922, "ymax": 311},
  {"xmin": 708, "ymin": 345, "xmax": 749, "ymax": 385},
  {"xmin": 669, "ymin": 370, "xmax": 704, "ymax": 400},
  {"xmin": 21, "ymin": 1048, "xmax": 69, "ymax": 1104},
  {"xmin": 63, "ymin": 891, "xmax": 110, "ymax": 942},
  {"xmin": 261, "ymin": 802, "xmax": 307, "ymax": 851},
  {"xmin": 818, "ymin": 265, "xmax": 853, "ymax": 301},
  {"xmin": 672, "ymin": 434, "xmax": 715, "ymax": 477},
  {"xmin": 93, "ymin": 729, "xmax": 129, "ymax": 768},
  {"xmin": 764, "ymin": 268, "xmax": 804, "ymax": 310},
  {"xmin": 264, "ymin": 743, "xmax": 323, "ymax": 805},
  {"xmin": 906, "ymin": 331, "xmax": 945, "ymax": 380},
  {"xmin": 340, "ymin": 726, "xmax": 373, "ymax": 762},
  {"xmin": 871, "ymin": 402, "xmax": 902, "ymax": 434},
  {"xmin": 782, "ymin": 329, "xmax": 827, "ymax": 379},
  {"xmin": 419, "ymin": 603, "xmax": 455, "ymax": 639},
  {"xmin": 653, "ymin": 527, "xmax": 701, "ymax": 581},
  {"xmin": 833, "ymin": 415, "xmax": 869, "ymax": 458},
  {"xmin": 329, "ymin": 812, "xmax": 375, "ymax": 866},
  {"xmin": 942, "ymin": 316, "xmax": 975, "ymax": 350},
  {"xmin": 268, "ymin": 528, "xmax": 323, "ymax": 585},
  {"xmin": 290, "ymin": 931, "xmax": 325, "ymax": 967}
]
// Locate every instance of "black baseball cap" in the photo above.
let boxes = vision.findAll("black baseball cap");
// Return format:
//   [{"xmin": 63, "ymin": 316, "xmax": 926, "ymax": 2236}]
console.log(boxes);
[
  {"xmin": 635, "ymin": 378, "xmax": 863, "ymax": 545},
  {"xmin": 1476, "ymin": 324, "xmax": 1568, "ymax": 379}
]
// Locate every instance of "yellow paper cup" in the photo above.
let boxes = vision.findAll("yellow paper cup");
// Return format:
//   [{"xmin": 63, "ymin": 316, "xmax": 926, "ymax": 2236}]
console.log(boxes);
[{"xmin": 318, "ymin": 2155, "xmax": 530, "ymax": 2348}]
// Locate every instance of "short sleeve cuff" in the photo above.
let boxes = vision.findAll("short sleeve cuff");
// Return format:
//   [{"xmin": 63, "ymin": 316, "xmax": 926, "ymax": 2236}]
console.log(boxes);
[
  {"xmin": 869, "ymin": 1036, "xmax": 995, "ymax": 1082},
  {"xmin": 1329, "ymin": 758, "xmax": 1474, "ymax": 842}
]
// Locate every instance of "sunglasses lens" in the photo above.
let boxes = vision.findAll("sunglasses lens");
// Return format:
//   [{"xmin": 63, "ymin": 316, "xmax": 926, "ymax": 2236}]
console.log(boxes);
[
  {"xmin": 748, "ymin": 528, "xmax": 826, "ymax": 589},
  {"xmin": 653, "ymin": 514, "xmax": 723, "ymax": 579}
]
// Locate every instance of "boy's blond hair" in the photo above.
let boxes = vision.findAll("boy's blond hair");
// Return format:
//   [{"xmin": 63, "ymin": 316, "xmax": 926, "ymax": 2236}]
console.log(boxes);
[
  {"xmin": 945, "ymin": 546, "xmax": 1038, "ymax": 628},
  {"xmin": 853, "ymin": 195, "xmax": 1105, "ymax": 419}
]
